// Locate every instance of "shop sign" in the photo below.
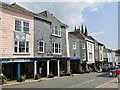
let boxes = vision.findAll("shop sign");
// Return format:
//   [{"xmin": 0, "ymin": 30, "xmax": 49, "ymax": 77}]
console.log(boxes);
[{"xmin": 2, "ymin": 59, "xmax": 33, "ymax": 63}]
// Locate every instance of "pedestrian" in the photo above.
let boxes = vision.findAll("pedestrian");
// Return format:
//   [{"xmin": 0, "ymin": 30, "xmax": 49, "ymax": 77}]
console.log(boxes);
[{"xmin": 115, "ymin": 67, "xmax": 120, "ymax": 76}]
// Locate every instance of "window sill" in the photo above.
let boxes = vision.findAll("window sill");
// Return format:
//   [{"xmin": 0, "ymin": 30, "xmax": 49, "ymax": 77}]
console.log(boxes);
[
  {"xmin": 13, "ymin": 53, "xmax": 30, "ymax": 55},
  {"xmin": 52, "ymin": 53, "xmax": 62, "ymax": 55},
  {"xmin": 38, "ymin": 52, "xmax": 44, "ymax": 54},
  {"xmin": 52, "ymin": 34, "xmax": 61, "ymax": 37}
]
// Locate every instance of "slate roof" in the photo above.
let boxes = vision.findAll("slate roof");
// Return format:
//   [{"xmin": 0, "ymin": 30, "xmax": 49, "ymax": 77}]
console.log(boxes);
[
  {"xmin": 0, "ymin": 2, "xmax": 34, "ymax": 16},
  {"xmin": 68, "ymin": 29, "xmax": 85, "ymax": 40},
  {"xmin": 35, "ymin": 10, "xmax": 68, "ymax": 28}
]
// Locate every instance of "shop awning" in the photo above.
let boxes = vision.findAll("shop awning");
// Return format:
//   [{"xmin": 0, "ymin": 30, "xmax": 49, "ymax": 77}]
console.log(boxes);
[{"xmin": 70, "ymin": 58, "xmax": 80, "ymax": 61}]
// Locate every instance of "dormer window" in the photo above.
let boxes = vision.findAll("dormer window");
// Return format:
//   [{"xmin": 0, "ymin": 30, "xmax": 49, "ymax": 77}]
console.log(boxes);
[{"xmin": 52, "ymin": 24, "xmax": 61, "ymax": 37}]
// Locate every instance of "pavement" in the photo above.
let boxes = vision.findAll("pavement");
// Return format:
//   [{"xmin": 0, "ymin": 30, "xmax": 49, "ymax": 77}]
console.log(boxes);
[{"xmin": 2, "ymin": 74, "xmax": 80, "ymax": 87}]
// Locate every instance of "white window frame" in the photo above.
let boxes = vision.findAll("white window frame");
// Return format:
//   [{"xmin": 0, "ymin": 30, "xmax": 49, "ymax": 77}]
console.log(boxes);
[
  {"xmin": 38, "ymin": 40, "xmax": 44, "ymax": 53},
  {"xmin": 14, "ymin": 19, "xmax": 29, "ymax": 33},
  {"xmin": 89, "ymin": 53, "xmax": 92, "ymax": 60},
  {"xmin": 73, "ymin": 41, "xmax": 76, "ymax": 49},
  {"xmin": 52, "ymin": 24, "xmax": 61, "ymax": 37},
  {"xmin": 91, "ymin": 44, "xmax": 92, "ymax": 51},
  {"xmin": 14, "ymin": 41, "xmax": 29, "ymax": 54},
  {"xmin": 52, "ymin": 42, "xmax": 61, "ymax": 55}
]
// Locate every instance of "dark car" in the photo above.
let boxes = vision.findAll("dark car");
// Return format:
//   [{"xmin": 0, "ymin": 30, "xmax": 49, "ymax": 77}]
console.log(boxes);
[{"xmin": 102, "ymin": 64, "xmax": 110, "ymax": 71}]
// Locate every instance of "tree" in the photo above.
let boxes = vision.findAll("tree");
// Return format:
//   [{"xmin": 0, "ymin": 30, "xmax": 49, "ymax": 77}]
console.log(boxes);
[{"xmin": 115, "ymin": 49, "xmax": 120, "ymax": 54}]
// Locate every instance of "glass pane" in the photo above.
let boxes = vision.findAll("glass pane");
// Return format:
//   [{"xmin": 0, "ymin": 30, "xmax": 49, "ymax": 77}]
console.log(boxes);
[
  {"xmin": 26, "ymin": 48, "xmax": 29, "ymax": 53},
  {"xmin": 15, "ymin": 20, "xmax": 21, "ymax": 31},
  {"xmin": 52, "ymin": 43, "xmax": 54, "ymax": 53},
  {"xmin": 23, "ymin": 22, "xmax": 29, "ymax": 33},
  {"xmin": 19, "ymin": 41, "xmax": 25, "ymax": 53},
  {"xmin": 14, "ymin": 47, "xmax": 17, "ymax": 53},
  {"xmin": 26, "ymin": 42, "xmax": 29, "ymax": 47}
]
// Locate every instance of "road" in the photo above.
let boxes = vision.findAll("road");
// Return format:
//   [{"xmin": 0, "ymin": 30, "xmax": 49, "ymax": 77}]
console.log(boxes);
[{"xmin": 3, "ymin": 72, "xmax": 116, "ymax": 88}]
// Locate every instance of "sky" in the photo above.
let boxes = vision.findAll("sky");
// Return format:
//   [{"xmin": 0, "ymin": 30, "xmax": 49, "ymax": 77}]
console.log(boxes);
[{"xmin": 1, "ymin": 0, "xmax": 119, "ymax": 50}]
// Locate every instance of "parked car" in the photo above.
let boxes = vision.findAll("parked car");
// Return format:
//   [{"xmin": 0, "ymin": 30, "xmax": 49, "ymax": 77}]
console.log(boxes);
[
  {"xmin": 102, "ymin": 64, "xmax": 110, "ymax": 71},
  {"xmin": 116, "ymin": 64, "xmax": 120, "ymax": 69}
]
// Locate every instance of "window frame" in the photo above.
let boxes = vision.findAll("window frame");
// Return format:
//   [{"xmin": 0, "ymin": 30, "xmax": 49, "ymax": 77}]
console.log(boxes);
[
  {"xmin": 82, "ymin": 43, "xmax": 85, "ymax": 49},
  {"xmin": 14, "ymin": 19, "xmax": 30, "ymax": 33},
  {"xmin": 38, "ymin": 40, "xmax": 44, "ymax": 53},
  {"xmin": 73, "ymin": 41, "xmax": 76, "ymax": 50},
  {"xmin": 14, "ymin": 41, "xmax": 29, "ymax": 54},
  {"xmin": 52, "ymin": 42, "xmax": 61, "ymax": 54},
  {"xmin": 82, "ymin": 53, "xmax": 86, "ymax": 60},
  {"xmin": 52, "ymin": 24, "xmax": 61, "ymax": 37}
]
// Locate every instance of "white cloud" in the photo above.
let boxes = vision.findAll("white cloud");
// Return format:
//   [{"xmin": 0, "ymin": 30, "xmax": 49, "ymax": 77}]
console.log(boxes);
[
  {"xmin": 1, "ymin": 0, "xmax": 118, "ymax": 31},
  {"xmin": 91, "ymin": 7, "xmax": 98, "ymax": 11},
  {"xmin": 90, "ymin": 31, "xmax": 105, "ymax": 36}
]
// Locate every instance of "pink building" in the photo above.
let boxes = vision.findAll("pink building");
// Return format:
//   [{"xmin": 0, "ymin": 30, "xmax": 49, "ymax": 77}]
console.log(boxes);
[{"xmin": 0, "ymin": 2, "xmax": 34, "ymax": 81}]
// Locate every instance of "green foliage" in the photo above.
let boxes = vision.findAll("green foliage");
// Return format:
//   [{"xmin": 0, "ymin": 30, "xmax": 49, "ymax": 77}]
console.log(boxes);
[
  {"xmin": 60, "ymin": 71, "xmax": 65, "ymax": 76},
  {"xmin": 48, "ymin": 74, "xmax": 54, "ymax": 78},
  {"xmin": 80, "ymin": 69, "xmax": 84, "ymax": 74},
  {"xmin": 115, "ymin": 49, "xmax": 120, "ymax": 54},
  {"xmin": 85, "ymin": 69, "xmax": 90, "ymax": 73},
  {"xmin": 65, "ymin": 72, "xmax": 71, "ymax": 76},
  {"xmin": 17, "ymin": 74, "xmax": 26, "ymax": 82}
]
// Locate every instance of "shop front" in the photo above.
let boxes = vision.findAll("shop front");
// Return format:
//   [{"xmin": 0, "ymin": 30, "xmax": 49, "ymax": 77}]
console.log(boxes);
[
  {"xmin": 34, "ymin": 57, "xmax": 70, "ymax": 77},
  {"xmin": 2, "ymin": 59, "xmax": 34, "ymax": 80},
  {"xmin": 70, "ymin": 58, "xmax": 81, "ymax": 73}
]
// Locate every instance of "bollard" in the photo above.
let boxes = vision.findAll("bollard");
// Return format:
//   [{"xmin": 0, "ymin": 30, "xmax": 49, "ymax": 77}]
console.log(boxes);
[{"xmin": 118, "ymin": 75, "xmax": 120, "ymax": 83}]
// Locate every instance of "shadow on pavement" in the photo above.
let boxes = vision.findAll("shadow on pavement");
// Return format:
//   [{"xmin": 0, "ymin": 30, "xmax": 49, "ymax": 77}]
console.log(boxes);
[{"xmin": 96, "ymin": 71, "xmax": 116, "ymax": 78}]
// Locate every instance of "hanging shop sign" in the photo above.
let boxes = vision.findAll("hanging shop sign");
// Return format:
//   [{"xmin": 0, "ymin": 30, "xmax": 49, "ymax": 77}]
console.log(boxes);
[{"xmin": 14, "ymin": 31, "xmax": 26, "ymax": 41}]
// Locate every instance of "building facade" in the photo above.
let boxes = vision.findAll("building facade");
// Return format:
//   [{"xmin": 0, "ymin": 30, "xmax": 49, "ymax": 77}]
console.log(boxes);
[
  {"xmin": 34, "ymin": 11, "xmax": 70, "ymax": 77},
  {"xmin": 0, "ymin": 2, "xmax": 34, "ymax": 80},
  {"xmin": 86, "ymin": 36, "xmax": 95, "ymax": 70}
]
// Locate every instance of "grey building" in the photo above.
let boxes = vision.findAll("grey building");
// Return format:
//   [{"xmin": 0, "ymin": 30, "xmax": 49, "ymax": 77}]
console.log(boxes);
[
  {"xmin": 68, "ymin": 27, "xmax": 87, "ymax": 73},
  {"xmin": 34, "ymin": 11, "xmax": 70, "ymax": 77}
]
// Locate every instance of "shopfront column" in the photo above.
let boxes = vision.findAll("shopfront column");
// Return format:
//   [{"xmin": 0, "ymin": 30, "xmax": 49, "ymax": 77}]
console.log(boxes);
[
  {"xmin": 17, "ymin": 63, "xmax": 20, "ymax": 80},
  {"xmin": 57, "ymin": 60, "xmax": 60, "ymax": 76},
  {"xmin": 47, "ymin": 60, "xmax": 50, "ymax": 77},
  {"xmin": 67, "ymin": 60, "xmax": 70, "ymax": 72},
  {"xmin": 34, "ymin": 61, "xmax": 37, "ymax": 77}
]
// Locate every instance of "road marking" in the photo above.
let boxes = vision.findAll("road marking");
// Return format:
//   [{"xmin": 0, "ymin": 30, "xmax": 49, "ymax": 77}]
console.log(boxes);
[
  {"xmin": 82, "ymin": 79, "xmax": 96, "ymax": 84},
  {"xmin": 95, "ymin": 78, "xmax": 116, "ymax": 88},
  {"xmin": 70, "ymin": 86, "xmax": 75, "ymax": 88},
  {"xmin": 70, "ymin": 79, "xmax": 96, "ymax": 88}
]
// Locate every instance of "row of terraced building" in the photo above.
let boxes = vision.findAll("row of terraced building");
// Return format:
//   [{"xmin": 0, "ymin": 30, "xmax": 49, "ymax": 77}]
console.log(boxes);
[{"xmin": 0, "ymin": 2, "xmax": 118, "ymax": 81}]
